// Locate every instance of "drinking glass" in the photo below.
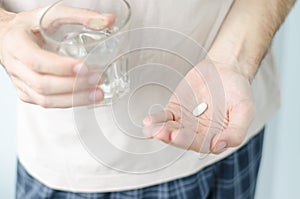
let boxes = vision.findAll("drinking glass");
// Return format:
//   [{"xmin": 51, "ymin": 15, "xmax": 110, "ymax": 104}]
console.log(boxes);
[{"xmin": 39, "ymin": 0, "xmax": 131, "ymax": 105}]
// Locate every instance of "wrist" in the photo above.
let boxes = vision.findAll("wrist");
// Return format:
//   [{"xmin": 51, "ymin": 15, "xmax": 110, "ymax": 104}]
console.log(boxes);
[
  {"xmin": 206, "ymin": 0, "xmax": 282, "ymax": 83},
  {"xmin": 206, "ymin": 53, "xmax": 260, "ymax": 84},
  {"xmin": 207, "ymin": 32, "xmax": 261, "ymax": 83}
]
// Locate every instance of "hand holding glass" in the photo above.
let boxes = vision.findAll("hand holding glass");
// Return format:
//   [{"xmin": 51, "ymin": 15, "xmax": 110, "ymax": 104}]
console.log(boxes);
[{"xmin": 39, "ymin": 0, "xmax": 131, "ymax": 106}]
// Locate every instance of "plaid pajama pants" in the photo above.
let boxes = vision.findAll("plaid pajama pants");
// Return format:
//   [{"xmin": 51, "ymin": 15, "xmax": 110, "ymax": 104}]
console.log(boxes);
[{"xmin": 16, "ymin": 128, "xmax": 264, "ymax": 199}]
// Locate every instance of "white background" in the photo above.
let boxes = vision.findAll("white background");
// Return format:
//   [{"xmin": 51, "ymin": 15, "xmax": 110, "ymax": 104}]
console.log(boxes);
[{"xmin": 1, "ymin": 2, "xmax": 300, "ymax": 198}]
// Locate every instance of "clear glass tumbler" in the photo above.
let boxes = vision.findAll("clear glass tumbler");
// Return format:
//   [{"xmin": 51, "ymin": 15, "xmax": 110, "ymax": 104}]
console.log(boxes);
[{"xmin": 39, "ymin": 0, "xmax": 131, "ymax": 106}]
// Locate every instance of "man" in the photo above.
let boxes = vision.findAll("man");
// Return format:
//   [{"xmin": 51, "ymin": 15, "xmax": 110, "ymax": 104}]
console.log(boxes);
[{"xmin": 0, "ymin": 0, "xmax": 295, "ymax": 198}]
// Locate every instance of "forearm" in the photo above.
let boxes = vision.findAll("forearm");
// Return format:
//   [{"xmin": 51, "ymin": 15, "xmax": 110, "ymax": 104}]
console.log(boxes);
[{"xmin": 208, "ymin": 0, "xmax": 295, "ymax": 81}]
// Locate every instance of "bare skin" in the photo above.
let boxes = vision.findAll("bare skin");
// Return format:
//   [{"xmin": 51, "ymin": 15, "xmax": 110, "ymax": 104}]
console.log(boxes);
[
  {"xmin": 0, "ymin": 1, "xmax": 295, "ymax": 154},
  {"xmin": 143, "ymin": 0, "xmax": 295, "ymax": 154},
  {"xmin": 0, "ymin": 6, "xmax": 115, "ymax": 108}
]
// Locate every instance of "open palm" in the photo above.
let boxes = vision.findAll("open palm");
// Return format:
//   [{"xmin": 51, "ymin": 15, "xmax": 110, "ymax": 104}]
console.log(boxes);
[{"xmin": 143, "ymin": 59, "xmax": 255, "ymax": 154}]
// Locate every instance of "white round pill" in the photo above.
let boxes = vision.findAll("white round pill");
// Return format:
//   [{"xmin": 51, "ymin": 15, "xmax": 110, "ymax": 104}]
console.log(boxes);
[{"xmin": 192, "ymin": 102, "xmax": 208, "ymax": 117}]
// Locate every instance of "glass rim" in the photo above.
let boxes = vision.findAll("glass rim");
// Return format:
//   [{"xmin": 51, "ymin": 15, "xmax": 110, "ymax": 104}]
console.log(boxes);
[{"xmin": 39, "ymin": 0, "xmax": 131, "ymax": 47}]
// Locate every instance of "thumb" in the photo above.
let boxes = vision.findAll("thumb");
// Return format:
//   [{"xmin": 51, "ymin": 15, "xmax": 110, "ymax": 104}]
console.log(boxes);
[{"xmin": 40, "ymin": 5, "xmax": 115, "ymax": 31}]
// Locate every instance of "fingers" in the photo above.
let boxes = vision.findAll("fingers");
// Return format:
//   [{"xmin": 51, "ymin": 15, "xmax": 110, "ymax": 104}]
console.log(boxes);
[
  {"xmin": 143, "ymin": 101, "xmax": 254, "ymax": 154},
  {"xmin": 43, "ymin": 5, "xmax": 115, "ymax": 31},
  {"xmin": 12, "ymin": 76, "xmax": 103, "ymax": 108},
  {"xmin": 143, "ymin": 101, "xmax": 198, "ymax": 127},
  {"xmin": 8, "ymin": 58, "xmax": 103, "ymax": 108},
  {"xmin": 143, "ymin": 121, "xmax": 182, "ymax": 138},
  {"xmin": 11, "ymin": 59, "xmax": 101, "ymax": 95},
  {"xmin": 143, "ymin": 110, "xmax": 174, "ymax": 126},
  {"xmin": 142, "ymin": 102, "xmax": 210, "ymax": 152},
  {"xmin": 211, "ymin": 101, "xmax": 255, "ymax": 154},
  {"xmin": 143, "ymin": 123, "xmax": 170, "ymax": 139},
  {"xmin": 143, "ymin": 102, "xmax": 254, "ymax": 154},
  {"xmin": 1, "ymin": 7, "xmax": 114, "ymax": 109},
  {"xmin": 7, "ymin": 30, "xmax": 84, "ymax": 76},
  {"xmin": 169, "ymin": 128, "xmax": 211, "ymax": 153},
  {"xmin": 4, "ymin": 32, "xmax": 104, "ymax": 108},
  {"xmin": 143, "ymin": 123, "xmax": 212, "ymax": 153}
]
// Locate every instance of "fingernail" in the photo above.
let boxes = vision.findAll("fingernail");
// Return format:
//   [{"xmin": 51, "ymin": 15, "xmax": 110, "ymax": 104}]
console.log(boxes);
[
  {"xmin": 143, "ymin": 116, "xmax": 152, "ymax": 126},
  {"xmin": 88, "ymin": 17, "xmax": 108, "ymax": 30},
  {"xmin": 142, "ymin": 127, "xmax": 153, "ymax": 138},
  {"xmin": 88, "ymin": 74, "xmax": 100, "ymax": 85},
  {"xmin": 89, "ymin": 90, "xmax": 103, "ymax": 102},
  {"xmin": 214, "ymin": 141, "xmax": 227, "ymax": 153},
  {"xmin": 74, "ymin": 63, "xmax": 88, "ymax": 75}
]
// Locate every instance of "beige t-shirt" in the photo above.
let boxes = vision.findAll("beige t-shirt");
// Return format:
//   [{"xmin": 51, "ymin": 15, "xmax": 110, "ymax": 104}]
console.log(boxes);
[{"xmin": 3, "ymin": 0, "xmax": 280, "ymax": 192}]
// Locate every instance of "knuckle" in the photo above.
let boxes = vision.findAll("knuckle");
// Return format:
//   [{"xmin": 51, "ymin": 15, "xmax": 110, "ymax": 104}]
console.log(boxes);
[
  {"xmin": 38, "ymin": 96, "xmax": 51, "ymax": 108},
  {"xmin": 21, "ymin": 98, "xmax": 30, "ymax": 104},
  {"xmin": 1, "ymin": 59, "xmax": 15, "ymax": 76},
  {"xmin": 29, "ymin": 60, "xmax": 42, "ymax": 72},
  {"xmin": 27, "ymin": 52, "xmax": 44, "ymax": 72},
  {"xmin": 4, "ymin": 64, "xmax": 16, "ymax": 76},
  {"xmin": 33, "ymin": 75, "xmax": 49, "ymax": 95},
  {"xmin": 17, "ymin": 91, "xmax": 30, "ymax": 104}
]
